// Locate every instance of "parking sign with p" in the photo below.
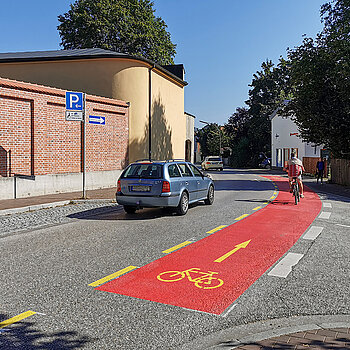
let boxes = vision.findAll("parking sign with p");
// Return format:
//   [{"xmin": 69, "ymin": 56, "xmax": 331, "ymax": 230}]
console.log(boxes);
[{"xmin": 66, "ymin": 91, "xmax": 83, "ymax": 111}]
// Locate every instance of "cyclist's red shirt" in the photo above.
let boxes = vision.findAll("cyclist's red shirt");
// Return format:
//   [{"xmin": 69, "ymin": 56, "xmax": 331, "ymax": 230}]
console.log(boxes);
[{"xmin": 288, "ymin": 163, "xmax": 302, "ymax": 177}]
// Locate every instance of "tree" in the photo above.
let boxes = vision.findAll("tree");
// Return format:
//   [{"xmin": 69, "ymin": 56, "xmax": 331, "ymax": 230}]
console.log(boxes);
[
  {"xmin": 225, "ymin": 59, "xmax": 291, "ymax": 167},
  {"xmin": 224, "ymin": 107, "xmax": 252, "ymax": 167},
  {"xmin": 57, "ymin": 0, "xmax": 177, "ymax": 65},
  {"xmin": 196, "ymin": 124, "xmax": 228, "ymax": 159},
  {"xmin": 285, "ymin": 0, "xmax": 350, "ymax": 158}
]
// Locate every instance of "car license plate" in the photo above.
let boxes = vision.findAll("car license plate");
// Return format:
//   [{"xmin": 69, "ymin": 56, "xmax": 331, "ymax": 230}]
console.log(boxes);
[{"xmin": 131, "ymin": 185, "xmax": 151, "ymax": 192}]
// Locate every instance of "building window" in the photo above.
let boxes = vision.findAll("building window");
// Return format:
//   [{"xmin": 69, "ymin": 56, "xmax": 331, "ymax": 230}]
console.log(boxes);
[
  {"xmin": 283, "ymin": 148, "xmax": 290, "ymax": 167},
  {"xmin": 291, "ymin": 148, "xmax": 298, "ymax": 158},
  {"xmin": 276, "ymin": 149, "xmax": 282, "ymax": 167}
]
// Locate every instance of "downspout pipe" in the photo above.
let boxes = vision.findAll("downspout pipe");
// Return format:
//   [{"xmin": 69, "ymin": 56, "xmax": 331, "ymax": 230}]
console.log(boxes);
[{"xmin": 148, "ymin": 64, "xmax": 155, "ymax": 161}]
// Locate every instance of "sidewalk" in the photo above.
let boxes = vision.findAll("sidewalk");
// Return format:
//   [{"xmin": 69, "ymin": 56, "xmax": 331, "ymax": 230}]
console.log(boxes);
[
  {"xmin": 233, "ymin": 327, "xmax": 350, "ymax": 349},
  {"xmin": 303, "ymin": 177, "xmax": 350, "ymax": 199},
  {"xmin": 0, "ymin": 187, "xmax": 117, "ymax": 216},
  {"xmin": 181, "ymin": 315, "xmax": 350, "ymax": 349}
]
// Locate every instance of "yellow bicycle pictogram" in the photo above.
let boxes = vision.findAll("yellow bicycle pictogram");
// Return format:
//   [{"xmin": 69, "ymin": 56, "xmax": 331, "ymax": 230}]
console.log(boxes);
[{"xmin": 157, "ymin": 267, "xmax": 224, "ymax": 289}]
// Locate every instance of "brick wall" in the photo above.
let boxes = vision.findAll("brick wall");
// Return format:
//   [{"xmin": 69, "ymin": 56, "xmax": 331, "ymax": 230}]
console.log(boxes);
[{"xmin": 0, "ymin": 77, "xmax": 128, "ymax": 178}]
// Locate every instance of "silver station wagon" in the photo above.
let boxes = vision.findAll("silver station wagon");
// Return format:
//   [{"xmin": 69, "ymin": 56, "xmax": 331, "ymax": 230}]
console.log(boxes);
[{"xmin": 116, "ymin": 160, "xmax": 214, "ymax": 215}]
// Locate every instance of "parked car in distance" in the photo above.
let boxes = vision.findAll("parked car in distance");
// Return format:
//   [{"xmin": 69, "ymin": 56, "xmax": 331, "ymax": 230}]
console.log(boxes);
[
  {"xmin": 116, "ymin": 159, "xmax": 215, "ymax": 215},
  {"xmin": 201, "ymin": 156, "xmax": 223, "ymax": 171}
]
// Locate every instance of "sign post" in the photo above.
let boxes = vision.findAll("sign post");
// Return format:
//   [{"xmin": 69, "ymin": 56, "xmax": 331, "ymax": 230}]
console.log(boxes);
[
  {"xmin": 82, "ymin": 93, "xmax": 86, "ymax": 199},
  {"xmin": 65, "ymin": 91, "xmax": 86, "ymax": 198}
]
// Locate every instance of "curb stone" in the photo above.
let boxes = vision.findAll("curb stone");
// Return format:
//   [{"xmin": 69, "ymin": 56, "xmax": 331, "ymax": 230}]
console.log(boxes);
[
  {"xmin": 0, "ymin": 199, "xmax": 117, "ymax": 216},
  {"xmin": 177, "ymin": 315, "xmax": 350, "ymax": 350}
]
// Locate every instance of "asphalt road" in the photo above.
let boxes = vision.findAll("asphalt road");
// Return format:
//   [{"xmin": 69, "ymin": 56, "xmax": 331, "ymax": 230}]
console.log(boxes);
[{"xmin": 1, "ymin": 169, "xmax": 349, "ymax": 349}]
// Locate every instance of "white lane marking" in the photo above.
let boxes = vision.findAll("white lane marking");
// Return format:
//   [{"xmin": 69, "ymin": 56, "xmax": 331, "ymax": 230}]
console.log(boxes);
[
  {"xmin": 319, "ymin": 212, "xmax": 331, "ymax": 219},
  {"xmin": 303, "ymin": 226, "xmax": 324, "ymax": 240},
  {"xmin": 336, "ymin": 224, "xmax": 350, "ymax": 228},
  {"xmin": 268, "ymin": 253, "xmax": 304, "ymax": 278},
  {"xmin": 323, "ymin": 203, "xmax": 332, "ymax": 208},
  {"xmin": 221, "ymin": 303, "xmax": 237, "ymax": 318}
]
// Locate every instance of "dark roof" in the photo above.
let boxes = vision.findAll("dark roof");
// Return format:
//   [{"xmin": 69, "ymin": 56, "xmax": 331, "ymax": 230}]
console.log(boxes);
[
  {"xmin": 161, "ymin": 64, "xmax": 184, "ymax": 80},
  {"xmin": 0, "ymin": 48, "xmax": 187, "ymax": 86}
]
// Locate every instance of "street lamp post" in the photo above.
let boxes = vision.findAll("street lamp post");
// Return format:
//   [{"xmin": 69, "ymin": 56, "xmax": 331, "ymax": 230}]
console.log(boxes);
[{"xmin": 199, "ymin": 120, "xmax": 222, "ymax": 156}]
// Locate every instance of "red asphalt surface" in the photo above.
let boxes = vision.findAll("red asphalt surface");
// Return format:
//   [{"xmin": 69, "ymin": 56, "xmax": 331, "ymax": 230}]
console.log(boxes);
[{"xmin": 96, "ymin": 176, "xmax": 322, "ymax": 315}]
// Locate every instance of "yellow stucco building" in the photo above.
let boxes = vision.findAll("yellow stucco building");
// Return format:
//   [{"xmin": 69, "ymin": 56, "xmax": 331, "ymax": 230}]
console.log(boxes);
[{"xmin": 0, "ymin": 48, "xmax": 189, "ymax": 163}]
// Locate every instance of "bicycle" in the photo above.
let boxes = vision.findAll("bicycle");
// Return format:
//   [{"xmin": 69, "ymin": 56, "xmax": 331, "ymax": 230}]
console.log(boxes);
[
  {"xmin": 291, "ymin": 177, "xmax": 300, "ymax": 205},
  {"xmin": 157, "ymin": 267, "xmax": 224, "ymax": 289}
]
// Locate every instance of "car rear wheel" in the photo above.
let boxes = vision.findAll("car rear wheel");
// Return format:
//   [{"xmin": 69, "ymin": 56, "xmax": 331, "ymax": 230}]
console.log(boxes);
[
  {"xmin": 204, "ymin": 185, "xmax": 214, "ymax": 205},
  {"xmin": 176, "ymin": 191, "xmax": 189, "ymax": 215},
  {"xmin": 124, "ymin": 205, "xmax": 137, "ymax": 214}
]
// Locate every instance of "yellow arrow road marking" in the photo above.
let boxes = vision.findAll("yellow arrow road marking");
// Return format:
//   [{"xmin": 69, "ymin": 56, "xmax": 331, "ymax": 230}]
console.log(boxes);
[
  {"xmin": 162, "ymin": 241, "xmax": 192, "ymax": 254},
  {"xmin": 89, "ymin": 266, "xmax": 138, "ymax": 287},
  {"xmin": 214, "ymin": 240, "xmax": 252, "ymax": 263},
  {"xmin": 206, "ymin": 225, "xmax": 227, "ymax": 234},
  {"xmin": 0, "ymin": 311, "xmax": 36, "ymax": 329}
]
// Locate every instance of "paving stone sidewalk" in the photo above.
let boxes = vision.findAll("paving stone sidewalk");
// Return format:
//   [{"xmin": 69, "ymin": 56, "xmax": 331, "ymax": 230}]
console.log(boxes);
[
  {"xmin": 234, "ymin": 327, "xmax": 350, "ymax": 349},
  {"xmin": 0, "ymin": 187, "xmax": 121, "ymax": 236}
]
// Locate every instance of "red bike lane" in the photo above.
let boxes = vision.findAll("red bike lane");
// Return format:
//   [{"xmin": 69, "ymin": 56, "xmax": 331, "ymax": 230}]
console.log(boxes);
[{"xmin": 96, "ymin": 176, "xmax": 322, "ymax": 315}]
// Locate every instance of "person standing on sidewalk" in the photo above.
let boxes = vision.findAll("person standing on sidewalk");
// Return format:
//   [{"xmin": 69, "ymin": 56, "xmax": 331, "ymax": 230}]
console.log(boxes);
[{"xmin": 316, "ymin": 158, "xmax": 325, "ymax": 184}]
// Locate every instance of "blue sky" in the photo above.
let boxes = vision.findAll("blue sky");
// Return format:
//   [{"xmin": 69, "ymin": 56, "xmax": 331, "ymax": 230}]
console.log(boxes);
[{"xmin": 0, "ymin": 0, "xmax": 324, "ymax": 127}]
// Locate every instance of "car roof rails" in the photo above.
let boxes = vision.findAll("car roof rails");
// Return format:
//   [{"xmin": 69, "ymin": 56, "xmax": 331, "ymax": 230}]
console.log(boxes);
[
  {"xmin": 166, "ymin": 159, "xmax": 186, "ymax": 163},
  {"xmin": 134, "ymin": 158, "xmax": 155, "ymax": 162}
]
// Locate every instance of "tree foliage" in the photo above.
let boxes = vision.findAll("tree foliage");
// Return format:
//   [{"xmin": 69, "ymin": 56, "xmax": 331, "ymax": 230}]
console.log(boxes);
[
  {"xmin": 285, "ymin": 0, "xmax": 350, "ymax": 158},
  {"xmin": 225, "ymin": 59, "xmax": 291, "ymax": 167},
  {"xmin": 196, "ymin": 124, "xmax": 229, "ymax": 159},
  {"xmin": 57, "ymin": 0, "xmax": 176, "ymax": 65}
]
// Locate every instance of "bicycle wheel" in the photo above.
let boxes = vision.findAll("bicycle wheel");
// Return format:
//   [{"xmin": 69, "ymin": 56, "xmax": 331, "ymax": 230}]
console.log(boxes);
[
  {"xmin": 157, "ymin": 271, "xmax": 184, "ymax": 282},
  {"xmin": 296, "ymin": 183, "xmax": 300, "ymax": 203},
  {"xmin": 194, "ymin": 277, "xmax": 224, "ymax": 289}
]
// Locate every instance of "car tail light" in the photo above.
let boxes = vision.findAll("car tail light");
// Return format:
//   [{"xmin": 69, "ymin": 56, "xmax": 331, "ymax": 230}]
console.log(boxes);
[
  {"xmin": 162, "ymin": 181, "xmax": 170, "ymax": 193},
  {"xmin": 206, "ymin": 162, "xmax": 211, "ymax": 164},
  {"xmin": 117, "ymin": 180, "xmax": 121, "ymax": 192}
]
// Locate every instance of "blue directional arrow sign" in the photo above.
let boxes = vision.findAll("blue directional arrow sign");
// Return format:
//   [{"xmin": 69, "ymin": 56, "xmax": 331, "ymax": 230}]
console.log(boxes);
[{"xmin": 89, "ymin": 115, "xmax": 106, "ymax": 125}]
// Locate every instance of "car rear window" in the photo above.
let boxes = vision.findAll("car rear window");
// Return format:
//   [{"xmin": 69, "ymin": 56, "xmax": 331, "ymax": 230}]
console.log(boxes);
[
  {"xmin": 208, "ymin": 157, "xmax": 222, "ymax": 161},
  {"xmin": 122, "ymin": 164, "xmax": 163, "ymax": 179}
]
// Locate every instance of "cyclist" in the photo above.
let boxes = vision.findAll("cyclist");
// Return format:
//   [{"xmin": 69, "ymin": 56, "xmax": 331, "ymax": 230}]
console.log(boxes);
[{"xmin": 284, "ymin": 153, "xmax": 305, "ymax": 198}]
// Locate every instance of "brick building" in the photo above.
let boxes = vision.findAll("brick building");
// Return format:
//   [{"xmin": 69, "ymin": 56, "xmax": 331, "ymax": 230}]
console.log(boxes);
[
  {"xmin": 0, "ymin": 49, "xmax": 188, "ymax": 163},
  {"xmin": 0, "ymin": 77, "xmax": 128, "ymax": 200}
]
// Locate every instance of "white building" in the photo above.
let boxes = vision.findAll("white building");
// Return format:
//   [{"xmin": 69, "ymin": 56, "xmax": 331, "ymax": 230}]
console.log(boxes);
[{"xmin": 270, "ymin": 106, "xmax": 323, "ymax": 169}]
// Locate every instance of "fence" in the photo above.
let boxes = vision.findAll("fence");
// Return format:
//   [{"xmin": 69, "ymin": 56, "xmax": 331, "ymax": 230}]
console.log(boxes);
[
  {"xmin": 302, "ymin": 157, "xmax": 327, "ymax": 176},
  {"xmin": 330, "ymin": 158, "xmax": 350, "ymax": 186}
]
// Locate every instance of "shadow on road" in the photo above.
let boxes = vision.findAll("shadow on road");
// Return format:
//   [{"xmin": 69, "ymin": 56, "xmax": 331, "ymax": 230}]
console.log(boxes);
[
  {"xmin": 67, "ymin": 203, "xmax": 205, "ymax": 221},
  {"xmin": 0, "ymin": 313, "xmax": 95, "ymax": 349},
  {"xmin": 214, "ymin": 179, "xmax": 274, "ymax": 191}
]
